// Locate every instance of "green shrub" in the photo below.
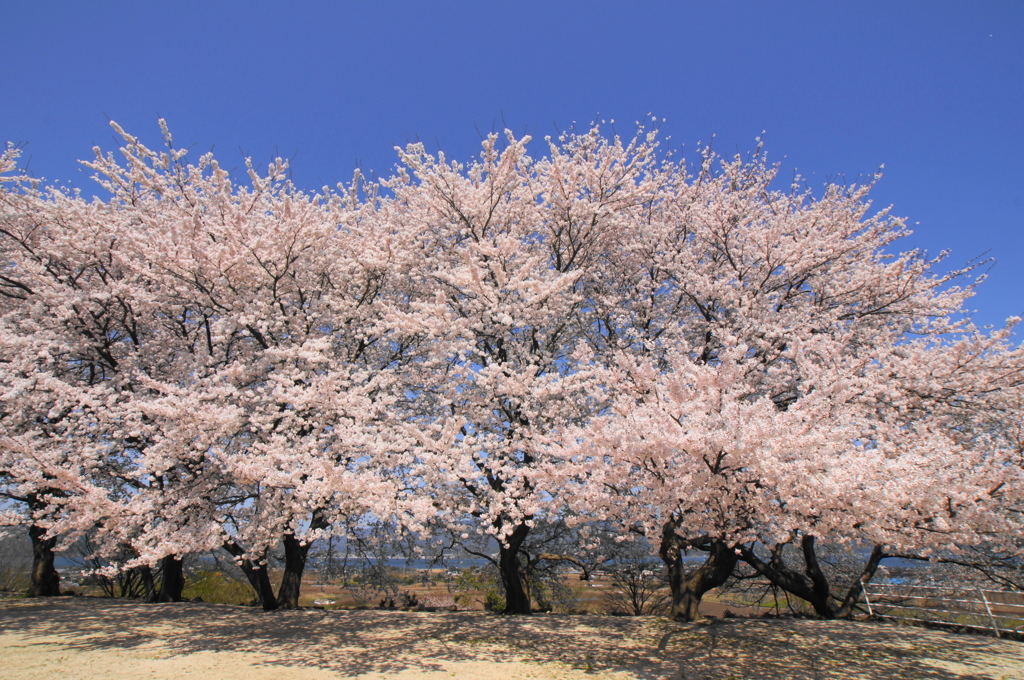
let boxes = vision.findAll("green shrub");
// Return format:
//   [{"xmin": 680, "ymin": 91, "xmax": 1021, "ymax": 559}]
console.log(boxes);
[{"xmin": 483, "ymin": 589, "xmax": 505, "ymax": 612}]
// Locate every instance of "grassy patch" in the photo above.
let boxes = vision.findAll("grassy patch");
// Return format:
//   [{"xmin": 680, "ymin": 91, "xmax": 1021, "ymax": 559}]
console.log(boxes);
[{"xmin": 182, "ymin": 570, "xmax": 255, "ymax": 605}]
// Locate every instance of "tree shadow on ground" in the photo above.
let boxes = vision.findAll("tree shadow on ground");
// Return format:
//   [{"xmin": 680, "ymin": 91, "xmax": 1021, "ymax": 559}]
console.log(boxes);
[{"xmin": 1, "ymin": 597, "xmax": 1021, "ymax": 679}]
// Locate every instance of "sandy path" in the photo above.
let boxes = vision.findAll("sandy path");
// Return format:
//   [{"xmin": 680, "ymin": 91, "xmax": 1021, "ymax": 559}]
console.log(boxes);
[{"xmin": 2, "ymin": 597, "xmax": 1023, "ymax": 679}]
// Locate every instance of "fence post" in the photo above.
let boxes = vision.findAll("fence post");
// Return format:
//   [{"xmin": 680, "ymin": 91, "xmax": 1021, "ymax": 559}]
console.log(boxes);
[
  {"xmin": 978, "ymin": 589, "xmax": 1001, "ymax": 639},
  {"xmin": 861, "ymin": 578, "xmax": 873, "ymax": 617}
]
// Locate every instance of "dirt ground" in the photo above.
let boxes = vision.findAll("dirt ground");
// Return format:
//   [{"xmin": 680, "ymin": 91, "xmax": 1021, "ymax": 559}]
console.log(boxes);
[{"xmin": 2, "ymin": 596, "xmax": 1023, "ymax": 679}]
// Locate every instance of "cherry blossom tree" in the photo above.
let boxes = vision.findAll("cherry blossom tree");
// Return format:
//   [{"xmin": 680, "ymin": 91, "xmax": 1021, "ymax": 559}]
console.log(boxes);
[
  {"xmin": 92, "ymin": 123, "xmax": 428, "ymax": 609},
  {"xmin": 384, "ymin": 126, "xmax": 670, "ymax": 614},
  {"xmin": 549, "ymin": 146, "xmax": 1024, "ymax": 620},
  {"xmin": 0, "ymin": 141, "xmax": 157, "ymax": 597},
  {"xmin": 1, "ymin": 124, "xmax": 416, "ymax": 608}
]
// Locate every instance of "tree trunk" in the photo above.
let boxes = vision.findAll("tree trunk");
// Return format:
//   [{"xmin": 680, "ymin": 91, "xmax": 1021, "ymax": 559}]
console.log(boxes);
[
  {"xmin": 498, "ymin": 522, "xmax": 532, "ymax": 615},
  {"xmin": 27, "ymin": 523, "xmax": 60, "ymax": 597},
  {"xmin": 276, "ymin": 533, "xmax": 313, "ymax": 610},
  {"xmin": 837, "ymin": 544, "xmax": 888, "ymax": 618},
  {"xmin": 275, "ymin": 511, "xmax": 329, "ymax": 610},
  {"xmin": 248, "ymin": 561, "xmax": 279, "ymax": 611},
  {"xmin": 799, "ymin": 535, "xmax": 837, "ymax": 618},
  {"xmin": 660, "ymin": 523, "xmax": 736, "ymax": 622},
  {"xmin": 737, "ymin": 535, "xmax": 837, "ymax": 619},
  {"xmin": 223, "ymin": 541, "xmax": 278, "ymax": 610},
  {"xmin": 155, "ymin": 555, "xmax": 185, "ymax": 602},
  {"xmin": 140, "ymin": 564, "xmax": 157, "ymax": 603}
]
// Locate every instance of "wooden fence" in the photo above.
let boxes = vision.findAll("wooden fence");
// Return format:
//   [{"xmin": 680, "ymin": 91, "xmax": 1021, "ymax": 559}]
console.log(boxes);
[{"xmin": 862, "ymin": 583, "xmax": 1024, "ymax": 638}]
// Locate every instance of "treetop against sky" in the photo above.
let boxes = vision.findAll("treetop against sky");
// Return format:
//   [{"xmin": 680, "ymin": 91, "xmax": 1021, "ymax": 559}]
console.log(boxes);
[
  {"xmin": 2, "ymin": 123, "xmax": 1021, "ymax": 617},
  {"xmin": 1, "ymin": 1, "xmax": 1021, "ymax": 327}
]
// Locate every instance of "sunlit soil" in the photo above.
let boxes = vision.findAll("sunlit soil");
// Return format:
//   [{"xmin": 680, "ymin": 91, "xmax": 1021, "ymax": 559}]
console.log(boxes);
[{"xmin": 3, "ymin": 595, "xmax": 1023, "ymax": 679}]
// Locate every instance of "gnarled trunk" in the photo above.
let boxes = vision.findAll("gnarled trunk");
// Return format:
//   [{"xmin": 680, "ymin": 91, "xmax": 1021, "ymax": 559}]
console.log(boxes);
[
  {"xmin": 799, "ymin": 535, "xmax": 836, "ymax": 617},
  {"xmin": 498, "ymin": 522, "xmax": 532, "ymax": 615},
  {"xmin": 155, "ymin": 555, "xmax": 185, "ymax": 602},
  {"xmin": 738, "ymin": 535, "xmax": 836, "ymax": 618},
  {"xmin": 660, "ymin": 523, "xmax": 736, "ymax": 622},
  {"xmin": 27, "ymin": 523, "xmax": 60, "ymax": 597},
  {"xmin": 837, "ymin": 544, "xmax": 888, "ymax": 618},
  {"xmin": 224, "ymin": 541, "xmax": 278, "ymax": 610}
]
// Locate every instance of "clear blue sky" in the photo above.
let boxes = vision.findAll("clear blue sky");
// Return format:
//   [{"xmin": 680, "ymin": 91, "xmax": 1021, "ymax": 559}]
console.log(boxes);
[{"xmin": 3, "ymin": 1, "xmax": 1021, "ymax": 328}]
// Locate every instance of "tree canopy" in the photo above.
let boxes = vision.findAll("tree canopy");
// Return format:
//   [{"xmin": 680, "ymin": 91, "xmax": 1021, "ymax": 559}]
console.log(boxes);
[{"xmin": 1, "ymin": 124, "xmax": 1021, "ymax": 617}]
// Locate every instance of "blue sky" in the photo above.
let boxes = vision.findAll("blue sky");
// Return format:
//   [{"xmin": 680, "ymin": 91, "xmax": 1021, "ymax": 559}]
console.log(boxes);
[{"xmin": 3, "ymin": 1, "xmax": 1021, "ymax": 328}]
